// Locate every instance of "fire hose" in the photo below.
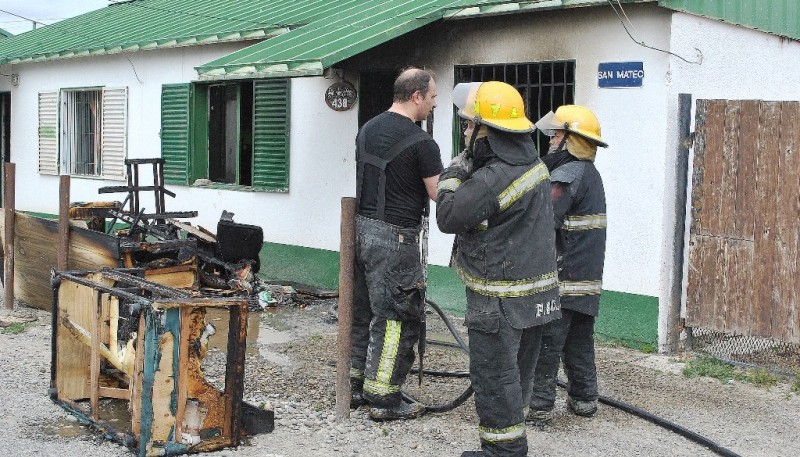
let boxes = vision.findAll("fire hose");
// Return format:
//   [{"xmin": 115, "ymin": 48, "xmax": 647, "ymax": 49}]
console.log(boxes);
[{"xmin": 403, "ymin": 298, "xmax": 741, "ymax": 457}]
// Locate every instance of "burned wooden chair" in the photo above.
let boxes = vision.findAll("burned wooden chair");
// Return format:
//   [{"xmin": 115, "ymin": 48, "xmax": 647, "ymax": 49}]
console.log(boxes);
[{"xmin": 98, "ymin": 158, "xmax": 197, "ymax": 241}]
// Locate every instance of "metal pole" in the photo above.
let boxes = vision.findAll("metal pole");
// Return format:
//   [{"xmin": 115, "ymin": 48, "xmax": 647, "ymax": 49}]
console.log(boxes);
[
  {"xmin": 335, "ymin": 197, "xmax": 356, "ymax": 421},
  {"xmin": 663, "ymin": 93, "xmax": 692, "ymax": 353},
  {"xmin": 3, "ymin": 162, "xmax": 15, "ymax": 310},
  {"xmin": 58, "ymin": 175, "xmax": 71, "ymax": 272}
]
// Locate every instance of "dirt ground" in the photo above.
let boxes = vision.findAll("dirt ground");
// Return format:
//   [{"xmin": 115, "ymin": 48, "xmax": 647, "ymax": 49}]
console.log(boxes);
[{"xmin": 1, "ymin": 299, "xmax": 798, "ymax": 457}]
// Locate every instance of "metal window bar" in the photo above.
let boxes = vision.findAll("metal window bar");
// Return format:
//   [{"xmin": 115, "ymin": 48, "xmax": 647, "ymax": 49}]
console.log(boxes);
[
  {"xmin": 453, "ymin": 61, "xmax": 575, "ymax": 156},
  {"xmin": 63, "ymin": 90, "xmax": 101, "ymax": 176}
]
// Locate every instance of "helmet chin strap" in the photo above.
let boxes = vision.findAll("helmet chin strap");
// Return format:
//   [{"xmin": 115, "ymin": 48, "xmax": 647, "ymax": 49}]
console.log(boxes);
[
  {"xmin": 466, "ymin": 121, "xmax": 481, "ymax": 158},
  {"xmin": 552, "ymin": 130, "xmax": 569, "ymax": 153}
]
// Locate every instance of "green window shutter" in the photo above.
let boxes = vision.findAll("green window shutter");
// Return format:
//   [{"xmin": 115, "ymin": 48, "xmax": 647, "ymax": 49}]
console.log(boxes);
[
  {"xmin": 253, "ymin": 79, "xmax": 290, "ymax": 191},
  {"xmin": 161, "ymin": 83, "xmax": 192, "ymax": 185}
]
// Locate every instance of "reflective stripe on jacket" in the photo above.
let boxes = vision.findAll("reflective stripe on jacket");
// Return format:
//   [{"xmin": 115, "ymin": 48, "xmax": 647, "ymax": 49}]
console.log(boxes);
[
  {"xmin": 550, "ymin": 160, "xmax": 606, "ymax": 316},
  {"xmin": 437, "ymin": 156, "xmax": 560, "ymax": 329}
]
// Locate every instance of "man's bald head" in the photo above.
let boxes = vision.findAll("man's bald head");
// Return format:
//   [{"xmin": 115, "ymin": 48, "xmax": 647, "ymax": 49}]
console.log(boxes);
[{"xmin": 393, "ymin": 68, "xmax": 436, "ymax": 102}]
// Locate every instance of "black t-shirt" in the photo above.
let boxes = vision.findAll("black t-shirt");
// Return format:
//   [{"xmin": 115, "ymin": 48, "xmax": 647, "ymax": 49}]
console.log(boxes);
[{"xmin": 357, "ymin": 111, "xmax": 443, "ymax": 227}]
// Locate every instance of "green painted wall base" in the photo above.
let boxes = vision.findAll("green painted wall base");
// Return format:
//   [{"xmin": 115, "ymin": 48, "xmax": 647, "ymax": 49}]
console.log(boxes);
[
  {"xmin": 259, "ymin": 241, "xmax": 658, "ymax": 348},
  {"xmin": 29, "ymin": 212, "xmax": 658, "ymax": 349}
]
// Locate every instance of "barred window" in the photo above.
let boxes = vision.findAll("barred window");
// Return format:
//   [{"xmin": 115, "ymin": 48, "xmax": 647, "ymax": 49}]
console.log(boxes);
[
  {"xmin": 62, "ymin": 89, "xmax": 102, "ymax": 176},
  {"xmin": 38, "ymin": 87, "xmax": 127, "ymax": 180},
  {"xmin": 453, "ymin": 61, "xmax": 576, "ymax": 156}
]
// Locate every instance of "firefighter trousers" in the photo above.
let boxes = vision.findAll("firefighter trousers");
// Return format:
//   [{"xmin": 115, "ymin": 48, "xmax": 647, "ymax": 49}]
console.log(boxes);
[
  {"xmin": 350, "ymin": 215, "xmax": 424, "ymax": 407},
  {"xmin": 530, "ymin": 308, "xmax": 598, "ymax": 411},
  {"xmin": 469, "ymin": 310, "xmax": 543, "ymax": 457}
]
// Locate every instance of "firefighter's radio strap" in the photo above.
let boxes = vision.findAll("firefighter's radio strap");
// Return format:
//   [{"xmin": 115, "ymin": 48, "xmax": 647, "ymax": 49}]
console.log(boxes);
[{"xmin": 356, "ymin": 131, "xmax": 430, "ymax": 220}]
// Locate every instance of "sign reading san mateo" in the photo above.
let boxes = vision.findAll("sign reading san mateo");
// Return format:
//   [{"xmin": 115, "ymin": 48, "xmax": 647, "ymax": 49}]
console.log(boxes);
[{"xmin": 597, "ymin": 61, "xmax": 644, "ymax": 88}]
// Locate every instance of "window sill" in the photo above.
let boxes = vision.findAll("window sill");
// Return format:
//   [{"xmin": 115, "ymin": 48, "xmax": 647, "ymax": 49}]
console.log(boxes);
[{"xmin": 190, "ymin": 179, "xmax": 288, "ymax": 193}]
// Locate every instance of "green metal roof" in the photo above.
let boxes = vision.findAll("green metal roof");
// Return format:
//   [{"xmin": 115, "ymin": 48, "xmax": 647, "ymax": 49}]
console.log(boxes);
[
  {"xmin": 196, "ymin": 0, "xmax": 468, "ymax": 80},
  {"xmin": 0, "ymin": 0, "xmax": 370, "ymax": 65},
  {"xmin": 0, "ymin": 28, "xmax": 12, "ymax": 39},
  {"xmin": 2, "ymin": 0, "xmax": 797, "ymax": 77},
  {"xmin": 659, "ymin": 0, "xmax": 800, "ymax": 41},
  {"xmin": 195, "ymin": 0, "xmax": 623, "ymax": 80}
]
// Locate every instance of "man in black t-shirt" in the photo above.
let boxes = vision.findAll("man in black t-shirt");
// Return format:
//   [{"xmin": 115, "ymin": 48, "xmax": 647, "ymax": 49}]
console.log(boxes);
[{"xmin": 351, "ymin": 68, "xmax": 442, "ymax": 421}]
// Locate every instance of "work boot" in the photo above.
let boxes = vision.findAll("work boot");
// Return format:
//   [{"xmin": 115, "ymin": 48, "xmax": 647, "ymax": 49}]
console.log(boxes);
[
  {"xmin": 350, "ymin": 378, "xmax": 367, "ymax": 408},
  {"xmin": 368, "ymin": 400, "xmax": 425, "ymax": 421},
  {"xmin": 350, "ymin": 390, "xmax": 367, "ymax": 408},
  {"xmin": 567, "ymin": 396, "xmax": 598, "ymax": 417},
  {"xmin": 525, "ymin": 408, "xmax": 553, "ymax": 426}
]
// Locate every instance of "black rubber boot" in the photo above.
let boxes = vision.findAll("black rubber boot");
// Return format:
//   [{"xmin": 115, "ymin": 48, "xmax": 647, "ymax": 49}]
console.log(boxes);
[
  {"xmin": 567, "ymin": 396, "xmax": 598, "ymax": 417},
  {"xmin": 526, "ymin": 408, "xmax": 553, "ymax": 426},
  {"xmin": 350, "ymin": 378, "xmax": 367, "ymax": 408},
  {"xmin": 460, "ymin": 451, "xmax": 486, "ymax": 457},
  {"xmin": 368, "ymin": 400, "xmax": 425, "ymax": 421}
]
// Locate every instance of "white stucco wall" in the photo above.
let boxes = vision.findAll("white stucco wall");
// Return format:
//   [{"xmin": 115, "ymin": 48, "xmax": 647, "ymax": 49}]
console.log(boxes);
[
  {"xmin": 346, "ymin": 3, "xmax": 673, "ymax": 297},
  {"xmin": 1, "ymin": 42, "xmax": 357, "ymax": 252},
  {"xmin": 658, "ymin": 13, "xmax": 800, "ymax": 345}
]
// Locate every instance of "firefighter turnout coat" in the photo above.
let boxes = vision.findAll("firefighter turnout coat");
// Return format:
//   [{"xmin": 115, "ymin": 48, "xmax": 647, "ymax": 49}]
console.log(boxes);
[
  {"xmin": 549, "ymin": 158, "xmax": 607, "ymax": 316},
  {"xmin": 436, "ymin": 133, "xmax": 561, "ymax": 329}
]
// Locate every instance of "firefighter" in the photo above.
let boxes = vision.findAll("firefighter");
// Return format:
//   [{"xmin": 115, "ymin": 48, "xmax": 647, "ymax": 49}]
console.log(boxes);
[
  {"xmin": 527, "ymin": 105, "xmax": 608, "ymax": 424},
  {"xmin": 437, "ymin": 81, "xmax": 560, "ymax": 457},
  {"xmin": 350, "ymin": 67, "xmax": 442, "ymax": 421}
]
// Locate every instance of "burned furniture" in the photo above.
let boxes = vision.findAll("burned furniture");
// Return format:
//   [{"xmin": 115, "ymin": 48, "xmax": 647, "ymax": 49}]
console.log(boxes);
[
  {"xmin": 50, "ymin": 268, "xmax": 272, "ymax": 456},
  {"xmin": 98, "ymin": 158, "xmax": 197, "ymax": 242}
]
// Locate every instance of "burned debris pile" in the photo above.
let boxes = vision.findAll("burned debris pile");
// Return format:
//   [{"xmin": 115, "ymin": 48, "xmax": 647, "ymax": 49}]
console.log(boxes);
[{"xmin": 48, "ymin": 159, "xmax": 278, "ymax": 456}]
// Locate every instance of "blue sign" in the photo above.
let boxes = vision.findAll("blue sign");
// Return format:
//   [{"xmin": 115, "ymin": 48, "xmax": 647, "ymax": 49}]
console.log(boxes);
[{"xmin": 597, "ymin": 62, "xmax": 644, "ymax": 88}]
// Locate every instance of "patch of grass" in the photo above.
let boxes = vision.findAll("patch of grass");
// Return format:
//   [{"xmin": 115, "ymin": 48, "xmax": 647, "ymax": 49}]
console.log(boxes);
[
  {"xmin": 382, "ymin": 427, "xmax": 390, "ymax": 437},
  {"xmin": 683, "ymin": 355, "xmax": 779, "ymax": 388},
  {"xmin": 1, "ymin": 322, "xmax": 27, "ymax": 334},
  {"xmin": 683, "ymin": 355, "xmax": 736, "ymax": 381},
  {"xmin": 310, "ymin": 334, "xmax": 323, "ymax": 341},
  {"xmin": 745, "ymin": 369, "xmax": 779, "ymax": 388},
  {"xmin": 791, "ymin": 372, "xmax": 800, "ymax": 394},
  {"xmin": 640, "ymin": 342, "xmax": 657, "ymax": 354}
]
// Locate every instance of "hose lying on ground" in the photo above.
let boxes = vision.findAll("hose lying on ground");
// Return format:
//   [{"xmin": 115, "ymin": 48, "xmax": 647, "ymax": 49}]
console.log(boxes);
[
  {"xmin": 555, "ymin": 379, "xmax": 742, "ymax": 457},
  {"xmin": 413, "ymin": 298, "xmax": 742, "ymax": 457}
]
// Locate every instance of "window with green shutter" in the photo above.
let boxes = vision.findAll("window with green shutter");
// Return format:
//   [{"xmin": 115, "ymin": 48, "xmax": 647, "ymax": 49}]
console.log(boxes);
[
  {"xmin": 161, "ymin": 83, "xmax": 193, "ymax": 185},
  {"xmin": 160, "ymin": 79, "xmax": 290, "ymax": 191}
]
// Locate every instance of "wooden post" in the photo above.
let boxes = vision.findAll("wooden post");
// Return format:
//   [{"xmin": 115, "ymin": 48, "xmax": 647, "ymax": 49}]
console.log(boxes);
[
  {"xmin": 335, "ymin": 197, "xmax": 356, "ymax": 421},
  {"xmin": 90, "ymin": 293, "xmax": 101, "ymax": 421},
  {"xmin": 58, "ymin": 175, "xmax": 71, "ymax": 272},
  {"xmin": 3, "ymin": 162, "xmax": 15, "ymax": 310}
]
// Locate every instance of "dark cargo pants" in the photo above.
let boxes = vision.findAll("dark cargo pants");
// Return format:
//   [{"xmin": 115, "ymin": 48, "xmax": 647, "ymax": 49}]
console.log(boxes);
[
  {"xmin": 530, "ymin": 308, "xmax": 598, "ymax": 411},
  {"xmin": 350, "ymin": 215, "xmax": 424, "ymax": 407},
  {"xmin": 468, "ymin": 298, "xmax": 543, "ymax": 457}
]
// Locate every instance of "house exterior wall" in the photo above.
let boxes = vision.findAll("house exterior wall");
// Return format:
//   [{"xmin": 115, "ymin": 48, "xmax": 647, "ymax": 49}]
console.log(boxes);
[
  {"xmin": 3, "ymin": 3, "xmax": 799, "ymax": 325},
  {"xmin": 345, "ymin": 3, "xmax": 674, "ymax": 298},
  {"xmin": 1, "ymin": 42, "xmax": 358, "ymax": 252},
  {"xmin": 660, "ymin": 13, "xmax": 800, "ymax": 342}
]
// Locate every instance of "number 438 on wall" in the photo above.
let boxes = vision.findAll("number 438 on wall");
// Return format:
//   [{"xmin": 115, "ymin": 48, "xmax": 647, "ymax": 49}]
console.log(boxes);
[{"xmin": 325, "ymin": 81, "xmax": 358, "ymax": 111}]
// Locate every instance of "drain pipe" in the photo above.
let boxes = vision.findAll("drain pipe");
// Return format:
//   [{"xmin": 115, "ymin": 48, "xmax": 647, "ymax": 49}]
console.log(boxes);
[{"xmin": 661, "ymin": 93, "xmax": 693, "ymax": 353}]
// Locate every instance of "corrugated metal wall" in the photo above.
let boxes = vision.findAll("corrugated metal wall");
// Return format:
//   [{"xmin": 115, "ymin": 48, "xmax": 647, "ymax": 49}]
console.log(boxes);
[{"xmin": 661, "ymin": 0, "xmax": 800, "ymax": 40}]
